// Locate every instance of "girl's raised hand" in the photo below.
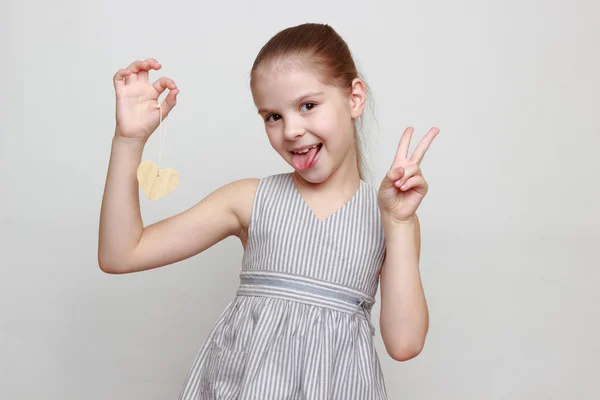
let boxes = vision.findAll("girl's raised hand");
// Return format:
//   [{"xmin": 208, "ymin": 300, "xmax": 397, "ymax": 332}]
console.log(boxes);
[
  {"xmin": 378, "ymin": 127, "xmax": 440, "ymax": 223},
  {"xmin": 113, "ymin": 58, "xmax": 179, "ymax": 140}
]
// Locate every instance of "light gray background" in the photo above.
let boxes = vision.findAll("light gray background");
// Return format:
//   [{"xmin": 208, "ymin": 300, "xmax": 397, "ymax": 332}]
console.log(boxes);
[{"xmin": 2, "ymin": 0, "xmax": 599, "ymax": 399}]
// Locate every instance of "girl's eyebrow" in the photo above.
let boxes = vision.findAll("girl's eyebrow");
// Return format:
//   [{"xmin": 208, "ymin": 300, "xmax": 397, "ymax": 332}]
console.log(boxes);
[
  {"xmin": 258, "ymin": 91, "xmax": 324, "ymax": 114},
  {"xmin": 294, "ymin": 91, "xmax": 324, "ymax": 104}
]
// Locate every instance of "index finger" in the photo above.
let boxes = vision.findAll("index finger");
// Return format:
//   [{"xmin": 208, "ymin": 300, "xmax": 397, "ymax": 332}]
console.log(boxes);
[{"xmin": 391, "ymin": 127, "xmax": 415, "ymax": 168}]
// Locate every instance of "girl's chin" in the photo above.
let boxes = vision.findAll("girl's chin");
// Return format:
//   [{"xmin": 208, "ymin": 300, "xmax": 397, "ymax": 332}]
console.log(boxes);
[{"xmin": 292, "ymin": 165, "xmax": 332, "ymax": 185}]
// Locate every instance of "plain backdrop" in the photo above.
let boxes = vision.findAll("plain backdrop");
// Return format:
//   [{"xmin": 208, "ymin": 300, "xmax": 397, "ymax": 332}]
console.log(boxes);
[{"xmin": 1, "ymin": 0, "xmax": 599, "ymax": 399}]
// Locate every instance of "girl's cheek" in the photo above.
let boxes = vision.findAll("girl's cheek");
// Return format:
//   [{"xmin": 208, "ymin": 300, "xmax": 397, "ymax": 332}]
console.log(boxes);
[{"xmin": 265, "ymin": 131, "xmax": 279, "ymax": 150}]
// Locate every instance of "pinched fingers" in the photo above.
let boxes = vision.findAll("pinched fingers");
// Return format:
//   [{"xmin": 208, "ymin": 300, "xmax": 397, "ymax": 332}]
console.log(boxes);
[
  {"xmin": 397, "ymin": 175, "xmax": 427, "ymax": 193},
  {"xmin": 393, "ymin": 164, "xmax": 421, "ymax": 189},
  {"xmin": 158, "ymin": 87, "xmax": 179, "ymax": 118},
  {"xmin": 386, "ymin": 166, "xmax": 405, "ymax": 183},
  {"xmin": 152, "ymin": 76, "xmax": 177, "ymax": 96},
  {"xmin": 154, "ymin": 77, "xmax": 179, "ymax": 117}
]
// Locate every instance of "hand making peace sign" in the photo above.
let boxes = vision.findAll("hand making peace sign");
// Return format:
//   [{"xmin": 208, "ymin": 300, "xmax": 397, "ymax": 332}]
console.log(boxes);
[{"xmin": 378, "ymin": 127, "xmax": 440, "ymax": 223}]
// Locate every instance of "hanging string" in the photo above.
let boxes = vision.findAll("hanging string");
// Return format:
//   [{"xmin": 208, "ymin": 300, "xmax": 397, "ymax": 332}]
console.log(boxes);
[{"xmin": 154, "ymin": 103, "xmax": 167, "ymax": 177}]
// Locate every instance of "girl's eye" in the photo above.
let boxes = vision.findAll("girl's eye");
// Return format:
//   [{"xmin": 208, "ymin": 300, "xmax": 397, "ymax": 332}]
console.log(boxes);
[
  {"xmin": 301, "ymin": 103, "xmax": 316, "ymax": 112},
  {"xmin": 265, "ymin": 103, "xmax": 315, "ymax": 122},
  {"xmin": 266, "ymin": 114, "xmax": 281, "ymax": 122}
]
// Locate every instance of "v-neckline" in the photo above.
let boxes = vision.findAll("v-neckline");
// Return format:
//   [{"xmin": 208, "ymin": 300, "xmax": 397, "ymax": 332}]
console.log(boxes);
[{"xmin": 289, "ymin": 173, "xmax": 363, "ymax": 223}]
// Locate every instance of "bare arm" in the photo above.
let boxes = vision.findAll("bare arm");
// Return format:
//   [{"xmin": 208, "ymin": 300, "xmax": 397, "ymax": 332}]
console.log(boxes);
[
  {"xmin": 98, "ymin": 58, "xmax": 257, "ymax": 274},
  {"xmin": 98, "ymin": 146, "xmax": 257, "ymax": 273},
  {"xmin": 379, "ymin": 214, "xmax": 429, "ymax": 361},
  {"xmin": 377, "ymin": 126, "xmax": 438, "ymax": 362},
  {"xmin": 127, "ymin": 178, "xmax": 257, "ymax": 273}
]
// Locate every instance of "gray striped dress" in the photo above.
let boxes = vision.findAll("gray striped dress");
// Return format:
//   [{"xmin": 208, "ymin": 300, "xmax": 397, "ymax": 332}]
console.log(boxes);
[{"xmin": 178, "ymin": 172, "xmax": 388, "ymax": 399}]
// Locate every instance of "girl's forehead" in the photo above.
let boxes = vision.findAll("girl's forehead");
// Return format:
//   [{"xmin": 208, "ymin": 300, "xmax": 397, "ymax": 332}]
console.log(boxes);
[
  {"xmin": 252, "ymin": 63, "xmax": 329, "ymax": 105},
  {"xmin": 255, "ymin": 62, "xmax": 321, "ymax": 88}
]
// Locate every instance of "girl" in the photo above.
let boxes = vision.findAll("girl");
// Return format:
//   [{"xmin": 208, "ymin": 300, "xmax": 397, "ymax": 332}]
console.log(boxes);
[{"xmin": 99, "ymin": 23, "xmax": 439, "ymax": 400}]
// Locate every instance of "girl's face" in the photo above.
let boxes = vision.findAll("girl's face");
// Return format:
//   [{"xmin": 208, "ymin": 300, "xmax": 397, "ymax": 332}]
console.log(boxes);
[{"xmin": 251, "ymin": 59, "xmax": 365, "ymax": 183}]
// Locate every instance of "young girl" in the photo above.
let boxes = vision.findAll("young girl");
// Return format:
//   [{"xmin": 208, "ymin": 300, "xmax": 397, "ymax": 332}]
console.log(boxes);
[{"xmin": 99, "ymin": 23, "xmax": 439, "ymax": 400}]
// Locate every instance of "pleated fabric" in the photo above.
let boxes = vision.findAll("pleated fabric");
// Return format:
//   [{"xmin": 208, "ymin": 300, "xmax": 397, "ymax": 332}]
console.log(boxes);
[{"xmin": 178, "ymin": 173, "xmax": 387, "ymax": 399}]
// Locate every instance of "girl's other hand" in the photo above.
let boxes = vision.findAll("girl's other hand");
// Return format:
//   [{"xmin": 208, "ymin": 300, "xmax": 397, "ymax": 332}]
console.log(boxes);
[
  {"xmin": 112, "ymin": 58, "xmax": 179, "ymax": 141},
  {"xmin": 378, "ymin": 127, "xmax": 439, "ymax": 223}
]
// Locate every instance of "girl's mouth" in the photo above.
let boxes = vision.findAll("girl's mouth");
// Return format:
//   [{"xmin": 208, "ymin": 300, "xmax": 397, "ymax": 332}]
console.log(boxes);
[{"xmin": 291, "ymin": 143, "xmax": 322, "ymax": 170}]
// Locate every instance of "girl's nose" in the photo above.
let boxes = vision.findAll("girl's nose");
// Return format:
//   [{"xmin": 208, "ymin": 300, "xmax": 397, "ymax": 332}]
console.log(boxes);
[{"xmin": 283, "ymin": 118, "xmax": 306, "ymax": 141}]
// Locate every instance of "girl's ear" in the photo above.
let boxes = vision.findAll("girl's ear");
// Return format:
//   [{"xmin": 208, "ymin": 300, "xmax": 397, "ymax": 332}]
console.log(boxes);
[{"xmin": 349, "ymin": 78, "xmax": 367, "ymax": 119}]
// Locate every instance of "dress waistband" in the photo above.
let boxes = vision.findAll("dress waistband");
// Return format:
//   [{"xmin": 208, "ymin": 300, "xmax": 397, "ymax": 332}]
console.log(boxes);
[{"xmin": 236, "ymin": 271, "xmax": 375, "ymax": 335}]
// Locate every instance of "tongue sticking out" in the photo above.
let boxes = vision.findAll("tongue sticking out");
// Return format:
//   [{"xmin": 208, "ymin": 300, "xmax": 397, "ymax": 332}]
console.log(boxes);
[{"xmin": 292, "ymin": 145, "xmax": 320, "ymax": 171}]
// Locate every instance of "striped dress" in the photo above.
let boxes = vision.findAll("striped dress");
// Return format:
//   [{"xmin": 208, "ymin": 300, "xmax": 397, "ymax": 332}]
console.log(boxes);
[{"xmin": 178, "ymin": 172, "xmax": 388, "ymax": 399}]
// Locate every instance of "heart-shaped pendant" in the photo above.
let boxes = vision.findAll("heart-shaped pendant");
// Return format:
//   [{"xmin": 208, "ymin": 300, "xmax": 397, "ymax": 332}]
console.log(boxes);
[{"xmin": 137, "ymin": 160, "xmax": 179, "ymax": 200}]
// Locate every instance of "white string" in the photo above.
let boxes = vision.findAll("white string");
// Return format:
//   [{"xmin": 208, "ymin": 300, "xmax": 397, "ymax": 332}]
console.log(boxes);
[{"xmin": 154, "ymin": 103, "xmax": 167, "ymax": 177}]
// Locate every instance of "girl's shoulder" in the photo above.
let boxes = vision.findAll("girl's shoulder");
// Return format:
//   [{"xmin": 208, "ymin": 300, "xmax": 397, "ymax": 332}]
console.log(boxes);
[{"xmin": 225, "ymin": 172, "xmax": 290, "ymax": 230}]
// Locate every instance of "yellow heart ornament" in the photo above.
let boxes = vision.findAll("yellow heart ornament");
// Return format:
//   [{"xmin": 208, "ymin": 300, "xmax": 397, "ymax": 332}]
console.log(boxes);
[
  {"xmin": 137, "ymin": 160, "xmax": 179, "ymax": 200},
  {"xmin": 136, "ymin": 102, "xmax": 179, "ymax": 200}
]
